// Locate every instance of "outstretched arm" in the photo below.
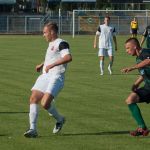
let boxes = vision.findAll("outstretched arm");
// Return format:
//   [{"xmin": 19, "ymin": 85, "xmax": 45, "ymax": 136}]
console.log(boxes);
[{"xmin": 121, "ymin": 59, "xmax": 150, "ymax": 73}]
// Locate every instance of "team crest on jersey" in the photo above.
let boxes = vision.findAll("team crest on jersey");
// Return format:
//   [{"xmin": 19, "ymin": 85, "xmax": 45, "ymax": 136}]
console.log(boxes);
[{"xmin": 51, "ymin": 46, "xmax": 55, "ymax": 51}]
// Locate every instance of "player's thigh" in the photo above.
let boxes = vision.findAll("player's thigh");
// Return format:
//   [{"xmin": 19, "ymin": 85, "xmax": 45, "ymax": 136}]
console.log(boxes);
[
  {"xmin": 107, "ymin": 48, "xmax": 113, "ymax": 57},
  {"xmin": 41, "ymin": 76, "xmax": 64, "ymax": 109},
  {"xmin": 98, "ymin": 48, "xmax": 106, "ymax": 57},
  {"xmin": 31, "ymin": 74, "xmax": 49, "ymax": 93},
  {"xmin": 46, "ymin": 76, "xmax": 64, "ymax": 98},
  {"xmin": 30, "ymin": 90, "xmax": 44, "ymax": 104}
]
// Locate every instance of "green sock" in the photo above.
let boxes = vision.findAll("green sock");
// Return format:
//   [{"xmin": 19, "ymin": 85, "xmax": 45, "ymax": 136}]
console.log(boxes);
[{"xmin": 128, "ymin": 103, "xmax": 146, "ymax": 129}]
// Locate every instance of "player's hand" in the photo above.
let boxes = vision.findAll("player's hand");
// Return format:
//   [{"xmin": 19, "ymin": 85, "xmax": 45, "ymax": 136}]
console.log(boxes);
[
  {"xmin": 121, "ymin": 67, "xmax": 133, "ymax": 73},
  {"xmin": 45, "ymin": 64, "xmax": 55, "ymax": 73},
  {"xmin": 131, "ymin": 84, "xmax": 139, "ymax": 92},
  {"xmin": 36, "ymin": 64, "xmax": 43, "ymax": 72}
]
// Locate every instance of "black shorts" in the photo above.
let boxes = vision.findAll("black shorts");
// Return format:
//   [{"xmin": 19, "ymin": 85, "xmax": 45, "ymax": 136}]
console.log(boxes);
[
  {"xmin": 131, "ymin": 29, "xmax": 137, "ymax": 34},
  {"xmin": 135, "ymin": 87, "xmax": 150, "ymax": 103}
]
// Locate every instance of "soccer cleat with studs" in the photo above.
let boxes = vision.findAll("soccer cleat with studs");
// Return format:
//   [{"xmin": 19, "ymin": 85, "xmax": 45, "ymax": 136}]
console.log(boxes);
[
  {"xmin": 130, "ymin": 127, "xmax": 149, "ymax": 136},
  {"xmin": 24, "ymin": 129, "xmax": 38, "ymax": 138},
  {"xmin": 53, "ymin": 117, "xmax": 65, "ymax": 134}
]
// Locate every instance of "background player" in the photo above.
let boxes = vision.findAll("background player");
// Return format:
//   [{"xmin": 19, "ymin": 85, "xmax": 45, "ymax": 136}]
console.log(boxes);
[
  {"xmin": 130, "ymin": 17, "xmax": 138, "ymax": 38},
  {"xmin": 93, "ymin": 16, "xmax": 117, "ymax": 75},
  {"xmin": 140, "ymin": 25, "xmax": 150, "ymax": 48}
]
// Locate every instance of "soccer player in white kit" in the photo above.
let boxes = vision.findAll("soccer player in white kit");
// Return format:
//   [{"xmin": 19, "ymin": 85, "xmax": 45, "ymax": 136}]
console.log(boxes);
[
  {"xmin": 24, "ymin": 22, "xmax": 72, "ymax": 138},
  {"xmin": 94, "ymin": 16, "xmax": 117, "ymax": 75}
]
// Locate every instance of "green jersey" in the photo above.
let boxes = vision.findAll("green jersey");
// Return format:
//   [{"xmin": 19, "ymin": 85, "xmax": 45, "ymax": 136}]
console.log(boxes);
[
  {"xmin": 136, "ymin": 49, "xmax": 150, "ymax": 88},
  {"xmin": 143, "ymin": 25, "xmax": 150, "ymax": 48}
]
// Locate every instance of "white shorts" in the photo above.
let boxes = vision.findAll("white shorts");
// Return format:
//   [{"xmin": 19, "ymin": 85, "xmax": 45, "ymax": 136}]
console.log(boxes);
[
  {"xmin": 31, "ymin": 73, "xmax": 64, "ymax": 98},
  {"xmin": 98, "ymin": 48, "xmax": 113, "ymax": 56}
]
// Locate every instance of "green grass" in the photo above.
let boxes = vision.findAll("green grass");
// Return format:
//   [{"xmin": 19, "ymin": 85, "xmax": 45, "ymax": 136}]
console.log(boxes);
[{"xmin": 0, "ymin": 35, "xmax": 150, "ymax": 150}]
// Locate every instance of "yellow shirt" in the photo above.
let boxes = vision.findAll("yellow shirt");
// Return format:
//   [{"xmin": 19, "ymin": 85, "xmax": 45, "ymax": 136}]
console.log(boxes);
[{"xmin": 131, "ymin": 21, "xmax": 138, "ymax": 29}]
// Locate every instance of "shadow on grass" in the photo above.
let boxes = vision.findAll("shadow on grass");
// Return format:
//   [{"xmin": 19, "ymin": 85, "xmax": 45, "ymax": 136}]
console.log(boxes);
[
  {"xmin": 0, "ymin": 111, "xmax": 28, "ymax": 114},
  {"xmin": 0, "ymin": 134, "xmax": 9, "ymax": 136},
  {"xmin": 60, "ymin": 131, "xmax": 129, "ymax": 136},
  {"xmin": 104, "ymin": 73, "xmax": 139, "ymax": 76}
]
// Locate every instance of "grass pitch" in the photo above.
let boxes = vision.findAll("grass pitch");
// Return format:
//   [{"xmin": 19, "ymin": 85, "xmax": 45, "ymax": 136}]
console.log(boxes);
[{"xmin": 0, "ymin": 35, "xmax": 150, "ymax": 150}]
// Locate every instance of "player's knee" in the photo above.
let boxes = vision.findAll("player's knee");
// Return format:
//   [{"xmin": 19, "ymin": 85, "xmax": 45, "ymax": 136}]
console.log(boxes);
[
  {"xmin": 126, "ymin": 92, "xmax": 139, "ymax": 105},
  {"xmin": 30, "ymin": 95, "xmax": 39, "ymax": 104},
  {"xmin": 125, "ymin": 98, "xmax": 132, "ymax": 105},
  {"xmin": 125, "ymin": 96, "xmax": 136, "ymax": 105}
]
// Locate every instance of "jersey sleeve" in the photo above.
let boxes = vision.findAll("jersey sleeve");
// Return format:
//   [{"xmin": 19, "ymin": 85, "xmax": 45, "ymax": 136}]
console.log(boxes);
[
  {"xmin": 96, "ymin": 26, "xmax": 101, "ymax": 35},
  {"xmin": 143, "ymin": 28, "xmax": 148, "ymax": 37},
  {"xmin": 59, "ymin": 41, "xmax": 70, "ymax": 57},
  {"xmin": 112, "ymin": 27, "xmax": 116, "ymax": 36}
]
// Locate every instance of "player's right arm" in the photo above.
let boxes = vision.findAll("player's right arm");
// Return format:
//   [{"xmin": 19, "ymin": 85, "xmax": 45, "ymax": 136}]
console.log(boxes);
[
  {"xmin": 93, "ymin": 34, "xmax": 98, "ymax": 48},
  {"xmin": 36, "ymin": 62, "xmax": 44, "ymax": 72},
  {"xmin": 121, "ymin": 59, "xmax": 150, "ymax": 73},
  {"xmin": 93, "ymin": 26, "xmax": 100, "ymax": 49}
]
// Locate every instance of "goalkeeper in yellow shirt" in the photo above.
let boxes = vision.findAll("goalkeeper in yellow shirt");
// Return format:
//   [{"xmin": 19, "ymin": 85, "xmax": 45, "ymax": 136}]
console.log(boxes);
[{"xmin": 130, "ymin": 17, "xmax": 138, "ymax": 38}]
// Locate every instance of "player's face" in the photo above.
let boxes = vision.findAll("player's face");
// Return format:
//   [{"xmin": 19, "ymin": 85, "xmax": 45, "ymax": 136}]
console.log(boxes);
[
  {"xmin": 104, "ymin": 18, "xmax": 110, "ymax": 25},
  {"xmin": 125, "ymin": 42, "xmax": 136, "ymax": 56},
  {"xmin": 43, "ymin": 26, "xmax": 53, "ymax": 42}
]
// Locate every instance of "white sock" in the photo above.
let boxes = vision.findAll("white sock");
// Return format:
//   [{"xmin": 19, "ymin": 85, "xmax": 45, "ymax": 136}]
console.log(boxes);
[
  {"xmin": 47, "ymin": 101, "xmax": 63, "ymax": 122},
  {"xmin": 108, "ymin": 60, "xmax": 113, "ymax": 69},
  {"xmin": 29, "ymin": 104, "xmax": 38, "ymax": 130},
  {"xmin": 100, "ymin": 60, "xmax": 104, "ymax": 74}
]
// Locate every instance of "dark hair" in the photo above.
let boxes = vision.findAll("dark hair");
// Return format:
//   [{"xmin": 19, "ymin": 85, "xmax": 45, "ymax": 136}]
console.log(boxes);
[
  {"xmin": 105, "ymin": 16, "xmax": 110, "ymax": 20},
  {"xmin": 125, "ymin": 38, "xmax": 140, "ymax": 48},
  {"xmin": 44, "ymin": 22, "xmax": 58, "ymax": 33}
]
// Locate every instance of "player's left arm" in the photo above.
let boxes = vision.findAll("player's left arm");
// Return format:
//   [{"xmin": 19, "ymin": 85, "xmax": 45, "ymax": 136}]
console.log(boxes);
[
  {"xmin": 45, "ymin": 41, "xmax": 72, "ymax": 73},
  {"xmin": 112, "ymin": 27, "xmax": 117, "ymax": 51},
  {"xmin": 131, "ymin": 75, "xmax": 144, "ymax": 92},
  {"xmin": 121, "ymin": 59, "xmax": 150, "ymax": 73},
  {"xmin": 113, "ymin": 35, "xmax": 117, "ymax": 51}
]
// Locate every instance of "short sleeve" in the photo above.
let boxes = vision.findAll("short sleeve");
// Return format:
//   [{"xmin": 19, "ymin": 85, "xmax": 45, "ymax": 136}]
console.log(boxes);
[
  {"xmin": 112, "ymin": 27, "xmax": 116, "ymax": 36},
  {"xmin": 59, "ymin": 41, "xmax": 70, "ymax": 57}
]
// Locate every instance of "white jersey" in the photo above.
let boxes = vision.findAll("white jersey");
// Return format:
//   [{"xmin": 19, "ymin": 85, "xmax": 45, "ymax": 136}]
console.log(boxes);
[
  {"xmin": 42, "ymin": 38, "xmax": 70, "ymax": 76},
  {"xmin": 96, "ymin": 24, "xmax": 116, "ymax": 49}
]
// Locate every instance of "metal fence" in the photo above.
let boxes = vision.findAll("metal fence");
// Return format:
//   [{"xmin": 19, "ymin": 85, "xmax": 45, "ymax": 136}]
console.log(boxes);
[
  {"xmin": 1, "ymin": 10, "xmax": 150, "ymax": 35},
  {"xmin": 72, "ymin": 10, "xmax": 150, "ymax": 37}
]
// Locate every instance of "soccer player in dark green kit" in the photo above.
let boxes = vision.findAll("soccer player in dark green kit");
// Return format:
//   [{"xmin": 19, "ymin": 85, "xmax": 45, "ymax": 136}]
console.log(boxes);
[
  {"xmin": 140, "ymin": 25, "xmax": 150, "ymax": 48},
  {"xmin": 121, "ymin": 38, "xmax": 150, "ymax": 136}
]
